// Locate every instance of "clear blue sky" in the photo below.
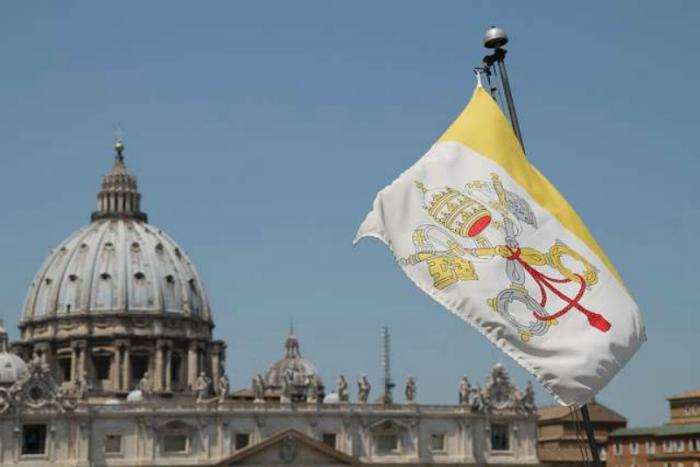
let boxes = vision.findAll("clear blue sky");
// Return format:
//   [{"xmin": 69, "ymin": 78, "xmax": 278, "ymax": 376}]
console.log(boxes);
[{"xmin": 1, "ymin": 1, "xmax": 698, "ymax": 426}]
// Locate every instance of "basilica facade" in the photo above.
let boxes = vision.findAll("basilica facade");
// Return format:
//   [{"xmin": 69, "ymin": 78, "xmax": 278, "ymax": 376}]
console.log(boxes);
[{"xmin": 0, "ymin": 142, "xmax": 541, "ymax": 466}]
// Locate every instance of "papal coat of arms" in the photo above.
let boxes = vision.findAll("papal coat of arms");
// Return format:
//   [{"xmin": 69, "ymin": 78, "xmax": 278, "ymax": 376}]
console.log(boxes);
[{"xmin": 401, "ymin": 173, "xmax": 611, "ymax": 342}]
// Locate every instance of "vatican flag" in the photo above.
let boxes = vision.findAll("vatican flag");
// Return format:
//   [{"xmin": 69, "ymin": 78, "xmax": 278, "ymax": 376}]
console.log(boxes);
[{"xmin": 354, "ymin": 83, "xmax": 645, "ymax": 407}]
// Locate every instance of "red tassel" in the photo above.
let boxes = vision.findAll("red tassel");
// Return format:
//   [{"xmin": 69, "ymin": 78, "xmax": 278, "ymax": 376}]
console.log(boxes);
[{"xmin": 587, "ymin": 312, "xmax": 611, "ymax": 332}]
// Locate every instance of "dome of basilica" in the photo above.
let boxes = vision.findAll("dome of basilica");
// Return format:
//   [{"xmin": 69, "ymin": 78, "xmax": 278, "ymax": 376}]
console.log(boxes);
[
  {"xmin": 14, "ymin": 142, "xmax": 224, "ymax": 398},
  {"xmin": 21, "ymin": 142, "xmax": 210, "ymax": 324}
]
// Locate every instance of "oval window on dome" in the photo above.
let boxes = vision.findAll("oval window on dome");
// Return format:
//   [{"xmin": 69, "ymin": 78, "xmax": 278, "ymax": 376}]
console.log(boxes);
[
  {"xmin": 155, "ymin": 243, "xmax": 164, "ymax": 254},
  {"xmin": 68, "ymin": 274, "xmax": 79, "ymax": 282},
  {"xmin": 100, "ymin": 272, "xmax": 112, "ymax": 281},
  {"xmin": 134, "ymin": 272, "xmax": 146, "ymax": 281},
  {"xmin": 80, "ymin": 243, "xmax": 89, "ymax": 252},
  {"xmin": 104, "ymin": 242, "xmax": 115, "ymax": 251},
  {"xmin": 131, "ymin": 242, "xmax": 141, "ymax": 252},
  {"xmin": 165, "ymin": 274, "xmax": 175, "ymax": 285},
  {"xmin": 44, "ymin": 278, "xmax": 53, "ymax": 285}
]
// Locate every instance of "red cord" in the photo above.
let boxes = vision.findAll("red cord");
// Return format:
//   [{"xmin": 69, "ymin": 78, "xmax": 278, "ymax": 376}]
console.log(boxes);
[{"xmin": 506, "ymin": 248, "xmax": 611, "ymax": 332}]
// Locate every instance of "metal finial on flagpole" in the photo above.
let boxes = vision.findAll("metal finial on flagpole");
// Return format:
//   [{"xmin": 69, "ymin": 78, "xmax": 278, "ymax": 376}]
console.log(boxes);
[
  {"xmin": 482, "ymin": 26, "xmax": 525, "ymax": 152},
  {"xmin": 483, "ymin": 26, "xmax": 508, "ymax": 49}
]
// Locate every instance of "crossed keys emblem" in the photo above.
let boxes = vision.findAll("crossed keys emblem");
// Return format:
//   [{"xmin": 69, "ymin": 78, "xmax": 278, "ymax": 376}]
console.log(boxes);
[{"xmin": 401, "ymin": 174, "xmax": 611, "ymax": 342}]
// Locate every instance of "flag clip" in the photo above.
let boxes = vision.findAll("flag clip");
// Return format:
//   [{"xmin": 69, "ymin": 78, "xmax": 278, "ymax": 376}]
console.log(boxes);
[{"xmin": 473, "ymin": 68, "xmax": 484, "ymax": 89}]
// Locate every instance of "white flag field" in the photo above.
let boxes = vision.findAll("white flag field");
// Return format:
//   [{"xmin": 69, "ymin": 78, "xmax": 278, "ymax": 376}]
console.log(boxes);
[{"xmin": 354, "ymin": 83, "xmax": 645, "ymax": 406}]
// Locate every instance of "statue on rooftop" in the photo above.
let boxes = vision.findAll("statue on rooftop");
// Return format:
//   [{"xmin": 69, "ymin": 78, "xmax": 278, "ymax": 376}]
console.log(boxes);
[
  {"xmin": 306, "ymin": 374, "xmax": 320, "ymax": 403},
  {"xmin": 470, "ymin": 386, "xmax": 487, "ymax": 412},
  {"xmin": 195, "ymin": 372, "xmax": 211, "ymax": 403},
  {"xmin": 517, "ymin": 381, "xmax": 536, "ymax": 414},
  {"xmin": 357, "ymin": 375, "xmax": 371, "ymax": 403},
  {"xmin": 337, "ymin": 375, "xmax": 349, "ymax": 402},
  {"xmin": 405, "ymin": 376, "xmax": 417, "ymax": 404},
  {"xmin": 217, "ymin": 374, "xmax": 230, "ymax": 403},
  {"xmin": 252, "ymin": 373, "xmax": 266, "ymax": 403},
  {"xmin": 138, "ymin": 371, "xmax": 152, "ymax": 398},
  {"xmin": 280, "ymin": 369, "xmax": 293, "ymax": 403},
  {"xmin": 458, "ymin": 376, "xmax": 470, "ymax": 405}
]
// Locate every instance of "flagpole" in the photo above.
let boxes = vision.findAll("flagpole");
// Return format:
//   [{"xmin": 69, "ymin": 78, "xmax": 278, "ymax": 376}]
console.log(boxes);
[
  {"xmin": 480, "ymin": 26, "xmax": 602, "ymax": 467},
  {"xmin": 581, "ymin": 404, "xmax": 603, "ymax": 466},
  {"xmin": 482, "ymin": 26, "xmax": 525, "ymax": 152}
]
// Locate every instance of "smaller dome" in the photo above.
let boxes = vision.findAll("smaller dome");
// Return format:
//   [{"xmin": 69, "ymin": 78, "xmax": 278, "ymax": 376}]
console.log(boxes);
[
  {"xmin": 0, "ymin": 354, "xmax": 27, "ymax": 385},
  {"xmin": 0, "ymin": 324, "xmax": 27, "ymax": 385},
  {"xmin": 264, "ymin": 329, "xmax": 322, "ymax": 388}
]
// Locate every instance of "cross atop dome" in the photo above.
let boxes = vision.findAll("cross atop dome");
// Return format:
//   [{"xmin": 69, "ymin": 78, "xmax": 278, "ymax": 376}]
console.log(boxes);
[
  {"xmin": 91, "ymin": 140, "xmax": 148, "ymax": 222},
  {"xmin": 114, "ymin": 138, "xmax": 125, "ymax": 163}
]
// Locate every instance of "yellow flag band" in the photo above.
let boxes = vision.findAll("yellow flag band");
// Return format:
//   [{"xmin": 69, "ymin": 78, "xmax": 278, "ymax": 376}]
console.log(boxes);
[{"xmin": 437, "ymin": 86, "xmax": 624, "ymax": 287}]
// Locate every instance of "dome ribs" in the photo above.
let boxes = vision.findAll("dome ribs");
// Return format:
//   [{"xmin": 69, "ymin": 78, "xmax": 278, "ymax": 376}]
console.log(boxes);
[{"xmin": 22, "ymin": 220, "xmax": 212, "ymax": 325}]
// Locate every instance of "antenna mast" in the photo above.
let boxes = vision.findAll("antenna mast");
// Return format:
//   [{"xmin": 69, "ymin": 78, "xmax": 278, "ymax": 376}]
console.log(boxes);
[{"xmin": 381, "ymin": 326, "xmax": 395, "ymax": 404}]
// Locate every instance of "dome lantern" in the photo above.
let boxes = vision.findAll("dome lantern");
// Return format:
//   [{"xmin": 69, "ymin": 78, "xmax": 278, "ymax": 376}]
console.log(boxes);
[
  {"xmin": 284, "ymin": 327, "xmax": 301, "ymax": 358},
  {"xmin": 91, "ymin": 140, "xmax": 148, "ymax": 223}
]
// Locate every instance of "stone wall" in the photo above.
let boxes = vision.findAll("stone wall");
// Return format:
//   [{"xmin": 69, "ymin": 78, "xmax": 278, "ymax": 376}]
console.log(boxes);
[{"xmin": 0, "ymin": 401, "xmax": 539, "ymax": 466}]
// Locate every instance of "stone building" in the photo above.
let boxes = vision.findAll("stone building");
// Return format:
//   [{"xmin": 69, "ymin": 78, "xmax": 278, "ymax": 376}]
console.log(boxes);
[
  {"xmin": 0, "ymin": 142, "xmax": 541, "ymax": 466},
  {"xmin": 606, "ymin": 389, "xmax": 700, "ymax": 467},
  {"xmin": 536, "ymin": 400, "xmax": 626, "ymax": 466}
]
